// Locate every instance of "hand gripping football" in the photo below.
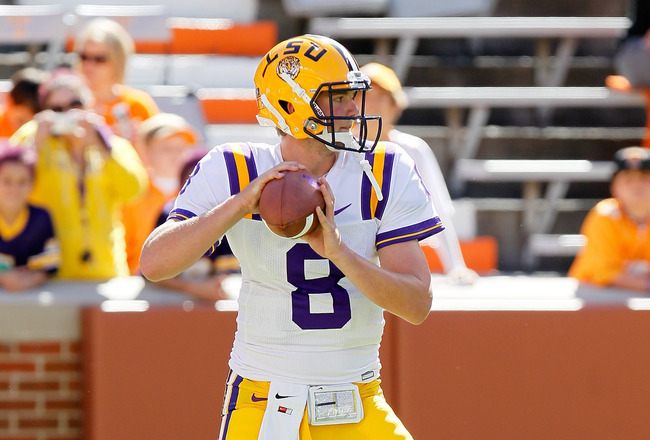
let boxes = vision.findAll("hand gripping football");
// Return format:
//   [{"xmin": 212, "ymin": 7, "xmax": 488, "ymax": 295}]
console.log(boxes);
[{"xmin": 258, "ymin": 169, "xmax": 325, "ymax": 238}]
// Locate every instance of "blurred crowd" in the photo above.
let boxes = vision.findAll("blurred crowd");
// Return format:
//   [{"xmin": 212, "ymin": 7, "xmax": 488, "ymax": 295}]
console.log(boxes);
[{"xmin": 0, "ymin": 18, "xmax": 236, "ymax": 299}]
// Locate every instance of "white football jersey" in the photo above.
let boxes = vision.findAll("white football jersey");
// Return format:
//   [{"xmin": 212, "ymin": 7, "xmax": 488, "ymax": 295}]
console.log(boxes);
[{"xmin": 170, "ymin": 141, "xmax": 443, "ymax": 385}]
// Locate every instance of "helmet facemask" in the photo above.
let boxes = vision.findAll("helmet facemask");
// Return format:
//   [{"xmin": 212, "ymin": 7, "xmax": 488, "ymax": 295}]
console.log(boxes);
[{"xmin": 303, "ymin": 75, "xmax": 382, "ymax": 154}]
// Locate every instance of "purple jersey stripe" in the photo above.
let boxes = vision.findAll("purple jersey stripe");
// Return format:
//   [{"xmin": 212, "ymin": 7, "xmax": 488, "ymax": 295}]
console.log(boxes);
[
  {"xmin": 168, "ymin": 208, "xmax": 196, "ymax": 221},
  {"xmin": 374, "ymin": 144, "xmax": 395, "ymax": 220},
  {"xmin": 241, "ymin": 143, "xmax": 258, "ymax": 181},
  {"xmin": 222, "ymin": 144, "xmax": 241, "ymax": 195},
  {"xmin": 360, "ymin": 153, "xmax": 374, "ymax": 220},
  {"xmin": 375, "ymin": 217, "xmax": 444, "ymax": 250}
]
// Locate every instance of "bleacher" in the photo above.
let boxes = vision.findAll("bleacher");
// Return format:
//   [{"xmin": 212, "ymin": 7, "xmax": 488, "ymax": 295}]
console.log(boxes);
[
  {"xmin": 0, "ymin": 0, "xmax": 641, "ymax": 275},
  {"xmin": 297, "ymin": 0, "xmax": 640, "ymax": 273}
]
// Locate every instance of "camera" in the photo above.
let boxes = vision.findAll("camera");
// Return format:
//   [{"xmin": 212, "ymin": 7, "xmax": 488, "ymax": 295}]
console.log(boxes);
[{"xmin": 50, "ymin": 113, "xmax": 79, "ymax": 136}]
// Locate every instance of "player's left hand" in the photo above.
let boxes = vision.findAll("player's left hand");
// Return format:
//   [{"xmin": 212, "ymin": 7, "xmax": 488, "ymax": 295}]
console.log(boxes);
[{"xmin": 302, "ymin": 176, "xmax": 346, "ymax": 260}]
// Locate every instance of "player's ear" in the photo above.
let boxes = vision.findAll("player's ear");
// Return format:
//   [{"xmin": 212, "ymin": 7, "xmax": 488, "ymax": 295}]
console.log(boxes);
[{"xmin": 286, "ymin": 102, "xmax": 295, "ymax": 114}]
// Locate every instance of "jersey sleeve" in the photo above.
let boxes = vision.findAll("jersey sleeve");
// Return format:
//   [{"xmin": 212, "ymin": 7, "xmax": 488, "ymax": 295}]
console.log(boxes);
[
  {"xmin": 168, "ymin": 143, "xmax": 263, "ymax": 254},
  {"xmin": 168, "ymin": 148, "xmax": 224, "ymax": 221},
  {"xmin": 374, "ymin": 144, "xmax": 444, "ymax": 249}
]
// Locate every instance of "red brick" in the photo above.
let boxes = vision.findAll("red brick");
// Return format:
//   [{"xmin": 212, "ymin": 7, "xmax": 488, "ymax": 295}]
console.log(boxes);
[
  {"xmin": 67, "ymin": 341, "xmax": 83, "ymax": 354},
  {"xmin": 0, "ymin": 399, "xmax": 36, "ymax": 410},
  {"xmin": 0, "ymin": 362, "xmax": 35, "ymax": 372},
  {"xmin": 0, "ymin": 438, "xmax": 37, "ymax": 440},
  {"xmin": 17, "ymin": 342, "xmax": 61, "ymax": 354},
  {"xmin": 0, "ymin": 418, "xmax": 9, "ymax": 429},
  {"xmin": 67, "ymin": 416, "xmax": 82, "ymax": 429},
  {"xmin": 66, "ymin": 379, "xmax": 83, "ymax": 392},
  {"xmin": 18, "ymin": 416, "xmax": 58, "ymax": 429},
  {"xmin": 0, "ymin": 381, "xmax": 10, "ymax": 391},
  {"xmin": 18, "ymin": 380, "xmax": 60, "ymax": 392},
  {"xmin": 0, "ymin": 343, "xmax": 11, "ymax": 354},
  {"xmin": 45, "ymin": 399, "xmax": 81, "ymax": 410},
  {"xmin": 44, "ymin": 361, "xmax": 81, "ymax": 373},
  {"xmin": 0, "ymin": 437, "xmax": 38, "ymax": 440}
]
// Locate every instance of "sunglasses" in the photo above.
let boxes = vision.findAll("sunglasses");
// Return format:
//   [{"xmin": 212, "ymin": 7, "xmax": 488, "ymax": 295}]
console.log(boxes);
[
  {"xmin": 48, "ymin": 100, "xmax": 84, "ymax": 113},
  {"xmin": 79, "ymin": 53, "xmax": 109, "ymax": 64}
]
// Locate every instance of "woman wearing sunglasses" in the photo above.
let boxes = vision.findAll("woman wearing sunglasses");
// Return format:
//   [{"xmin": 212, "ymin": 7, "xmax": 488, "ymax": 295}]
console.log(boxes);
[
  {"xmin": 9, "ymin": 68, "xmax": 148, "ymax": 280},
  {"xmin": 74, "ymin": 18, "xmax": 159, "ymax": 145}
]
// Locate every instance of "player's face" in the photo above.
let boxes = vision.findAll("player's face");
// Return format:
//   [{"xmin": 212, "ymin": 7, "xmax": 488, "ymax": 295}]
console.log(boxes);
[
  {"xmin": 315, "ymin": 90, "xmax": 359, "ymax": 132},
  {"xmin": 611, "ymin": 169, "xmax": 650, "ymax": 209},
  {"xmin": 0, "ymin": 161, "xmax": 33, "ymax": 212},
  {"xmin": 355, "ymin": 85, "xmax": 392, "ymax": 140}
]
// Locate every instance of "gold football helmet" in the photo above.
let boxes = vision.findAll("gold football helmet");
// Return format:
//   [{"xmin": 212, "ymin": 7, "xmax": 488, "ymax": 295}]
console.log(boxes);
[{"xmin": 254, "ymin": 34, "xmax": 381, "ymax": 153}]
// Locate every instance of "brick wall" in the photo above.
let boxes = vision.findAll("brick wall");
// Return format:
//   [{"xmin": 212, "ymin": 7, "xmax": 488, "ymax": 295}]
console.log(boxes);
[{"xmin": 0, "ymin": 340, "xmax": 83, "ymax": 440}]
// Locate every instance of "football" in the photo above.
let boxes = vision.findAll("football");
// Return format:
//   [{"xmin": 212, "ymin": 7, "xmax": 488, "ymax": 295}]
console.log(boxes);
[{"xmin": 258, "ymin": 169, "xmax": 325, "ymax": 238}]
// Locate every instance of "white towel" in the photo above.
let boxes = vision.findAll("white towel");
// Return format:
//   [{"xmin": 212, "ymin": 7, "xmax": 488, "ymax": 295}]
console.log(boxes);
[{"xmin": 258, "ymin": 382, "xmax": 309, "ymax": 440}]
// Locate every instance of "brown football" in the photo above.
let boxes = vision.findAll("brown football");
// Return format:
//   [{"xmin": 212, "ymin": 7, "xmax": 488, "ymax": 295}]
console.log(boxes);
[{"xmin": 258, "ymin": 169, "xmax": 325, "ymax": 238}]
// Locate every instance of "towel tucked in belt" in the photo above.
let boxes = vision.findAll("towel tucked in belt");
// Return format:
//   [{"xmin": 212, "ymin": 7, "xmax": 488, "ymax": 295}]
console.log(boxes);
[{"xmin": 258, "ymin": 382, "xmax": 309, "ymax": 440}]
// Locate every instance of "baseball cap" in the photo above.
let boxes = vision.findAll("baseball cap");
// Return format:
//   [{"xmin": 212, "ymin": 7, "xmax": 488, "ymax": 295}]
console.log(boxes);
[
  {"xmin": 139, "ymin": 112, "xmax": 199, "ymax": 146},
  {"xmin": 614, "ymin": 146, "xmax": 650, "ymax": 175},
  {"xmin": 360, "ymin": 63, "xmax": 408, "ymax": 110}
]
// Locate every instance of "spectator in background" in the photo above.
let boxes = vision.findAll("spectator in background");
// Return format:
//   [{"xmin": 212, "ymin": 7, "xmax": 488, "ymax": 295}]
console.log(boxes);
[
  {"xmin": 74, "ymin": 18, "xmax": 159, "ymax": 145},
  {"xmin": 606, "ymin": 0, "xmax": 650, "ymax": 147},
  {"xmin": 0, "ymin": 68, "xmax": 50, "ymax": 139},
  {"xmin": 0, "ymin": 145, "xmax": 60, "ymax": 291},
  {"xmin": 569, "ymin": 146, "xmax": 650, "ymax": 292},
  {"xmin": 150, "ymin": 147, "xmax": 239, "ymax": 301},
  {"xmin": 122, "ymin": 112, "xmax": 199, "ymax": 275},
  {"xmin": 10, "ymin": 68, "xmax": 148, "ymax": 279},
  {"xmin": 358, "ymin": 62, "xmax": 478, "ymax": 285}
]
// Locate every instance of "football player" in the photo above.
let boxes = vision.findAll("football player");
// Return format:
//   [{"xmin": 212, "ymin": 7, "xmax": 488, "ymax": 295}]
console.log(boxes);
[{"xmin": 141, "ymin": 34, "xmax": 442, "ymax": 440}]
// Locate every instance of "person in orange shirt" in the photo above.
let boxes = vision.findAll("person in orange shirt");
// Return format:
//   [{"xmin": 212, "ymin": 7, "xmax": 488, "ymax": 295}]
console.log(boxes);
[
  {"xmin": 122, "ymin": 112, "xmax": 199, "ymax": 274},
  {"xmin": 0, "ymin": 68, "xmax": 49, "ymax": 139},
  {"xmin": 73, "ymin": 18, "xmax": 159, "ymax": 145},
  {"xmin": 569, "ymin": 146, "xmax": 650, "ymax": 292}
]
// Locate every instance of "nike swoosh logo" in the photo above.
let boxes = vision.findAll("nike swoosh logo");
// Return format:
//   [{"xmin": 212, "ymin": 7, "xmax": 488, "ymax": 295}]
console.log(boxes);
[
  {"xmin": 334, "ymin": 203, "xmax": 352, "ymax": 216},
  {"xmin": 251, "ymin": 393, "xmax": 267, "ymax": 402},
  {"xmin": 275, "ymin": 393, "xmax": 295, "ymax": 399}
]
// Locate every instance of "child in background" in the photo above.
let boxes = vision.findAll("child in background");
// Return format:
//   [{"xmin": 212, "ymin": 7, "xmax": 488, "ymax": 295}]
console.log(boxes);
[
  {"xmin": 0, "ymin": 68, "xmax": 50, "ymax": 139},
  {"xmin": 122, "ymin": 113, "xmax": 199, "ymax": 274},
  {"xmin": 0, "ymin": 145, "xmax": 60, "ymax": 291},
  {"xmin": 569, "ymin": 146, "xmax": 650, "ymax": 291}
]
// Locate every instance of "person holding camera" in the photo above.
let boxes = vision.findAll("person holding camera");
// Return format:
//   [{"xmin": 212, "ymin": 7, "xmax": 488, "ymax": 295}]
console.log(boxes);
[{"xmin": 9, "ymin": 68, "xmax": 148, "ymax": 279}]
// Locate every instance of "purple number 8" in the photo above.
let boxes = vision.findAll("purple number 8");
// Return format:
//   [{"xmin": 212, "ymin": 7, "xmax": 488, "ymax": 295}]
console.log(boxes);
[{"xmin": 287, "ymin": 244, "xmax": 351, "ymax": 330}]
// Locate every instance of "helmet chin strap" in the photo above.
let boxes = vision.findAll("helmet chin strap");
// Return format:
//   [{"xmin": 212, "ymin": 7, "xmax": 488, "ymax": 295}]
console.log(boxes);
[
  {"xmin": 318, "ymin": 127, "xmax": 383, "ymax": 201},
  {"xmin": 258, "ymin": 94, "xmax": 290, "ymax": 134},
  {"xmin": 355, "ymin": 152, "xmax": 384, "ymax": 202}
]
